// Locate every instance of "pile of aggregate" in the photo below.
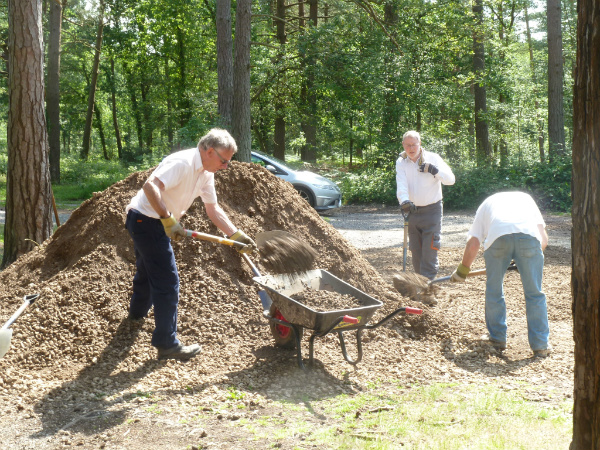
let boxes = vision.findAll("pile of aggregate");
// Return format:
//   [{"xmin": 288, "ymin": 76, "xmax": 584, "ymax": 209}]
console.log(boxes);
[{"xmin": 0, "ymin": 162, "xmax": 438, "ymax": 410}]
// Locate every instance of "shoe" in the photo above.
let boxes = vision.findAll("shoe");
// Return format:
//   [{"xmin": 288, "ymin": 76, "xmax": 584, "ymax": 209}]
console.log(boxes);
[
  {"xmin": 480, "ymin": 334, "xmax": 506, "ymax": 350},
  {"xmin": 127, "ymin": 313, "xmax": 146, "ymax": 323},
  {"xmin": 157, "ymin": 343, "xmax": 201, "ymax": 360},
  {"xmin": 533, "ymin": 346, "xmax": 552, "ymax": 357}
]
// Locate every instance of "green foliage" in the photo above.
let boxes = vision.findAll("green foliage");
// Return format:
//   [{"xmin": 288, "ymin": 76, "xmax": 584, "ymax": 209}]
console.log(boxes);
[
  {"xmin": 337, "ymin": 167, "xmax": 397, "ymax": 205},
  {"xmin": 336, "ymin": 157, "xmax": 572, "ymax": 212},
  {"xmin": 53, "ymin": 154, "xmax": 159, "ymax": 201}
]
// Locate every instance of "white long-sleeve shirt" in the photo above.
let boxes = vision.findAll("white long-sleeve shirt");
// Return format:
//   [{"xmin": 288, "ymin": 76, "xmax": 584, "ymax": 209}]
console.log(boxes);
[{"xmin": 395, "ymin": 149, "xmax": 455, "ymax": 207}]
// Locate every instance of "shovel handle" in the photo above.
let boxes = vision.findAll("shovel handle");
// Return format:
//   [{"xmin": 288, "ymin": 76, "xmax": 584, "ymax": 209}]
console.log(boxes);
[
  {"xmin": 185, "ymin": 229, "xmax": 248, "ymax": 250},
  {"xmin": 1, "ymin": 294, "xmax": 39, "ymax": 330}
]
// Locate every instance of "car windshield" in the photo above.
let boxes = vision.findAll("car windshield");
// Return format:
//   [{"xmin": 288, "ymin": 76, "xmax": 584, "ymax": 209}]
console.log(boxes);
[{"xmin": 252, "ymin": 151, "xmax": 294, "ymax": 170}]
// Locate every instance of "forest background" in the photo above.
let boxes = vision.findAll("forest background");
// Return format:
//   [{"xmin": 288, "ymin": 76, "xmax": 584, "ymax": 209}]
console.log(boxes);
[{"xmin": 0, "ymin": 0, "xmax": 574, "ymax": 215}]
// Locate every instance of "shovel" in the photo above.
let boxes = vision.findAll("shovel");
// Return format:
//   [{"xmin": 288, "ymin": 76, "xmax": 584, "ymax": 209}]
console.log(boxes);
[
  {"xmin": 402, "ymin": 211, "xmax": 410, "ymax": 272},
  {"xmin": 0, "ymin": 293, "xmax": 40, "ymax": 359},
  {"xmin": 184, "ymin": 229, "xmax": 250, "ymax": 251},
  {"xmin": 430, "ymin": 261, "xmax": 518, "ymax": 284},
  {"xmin": 185, "ymin": 229, "xmax": 317, "ymax": 274}
]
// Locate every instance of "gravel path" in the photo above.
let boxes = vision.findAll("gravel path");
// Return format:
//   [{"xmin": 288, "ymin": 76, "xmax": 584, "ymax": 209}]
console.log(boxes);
[{"xmin": 326, "ymin": 205, "xmax": 571, "ymax": 250}]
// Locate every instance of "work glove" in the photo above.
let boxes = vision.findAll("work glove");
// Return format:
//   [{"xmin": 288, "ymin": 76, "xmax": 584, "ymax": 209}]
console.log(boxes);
[
  {"xmin": 419, "ymin": 162, "xmax": 439, "ymax": 176},
  {"xmin": 450, "ymin": 263, "xmax": 470, "ymax": 282},
  {"xmin": 400, "ymin": 200, "xmax": 416, "ymax": 215},
  {"xmin": 229, "ymin": 230, "xmax": 257, "ymax": 254},
  {"xmin": 160, "ymin": 213, "xmax": 185, "ymax": 242}
]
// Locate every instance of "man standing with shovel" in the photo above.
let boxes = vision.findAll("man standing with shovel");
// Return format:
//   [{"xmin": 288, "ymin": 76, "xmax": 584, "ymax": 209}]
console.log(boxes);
[
  {"xmin": 450, "ymin": 191, "xmax": 551, "ymax": 357},
  {"xmin": 125, "ymin": 128, "xmax": 256, "ymax": 361},
  {"xmin": 396, "ymin": 130, "xmax": 455, "ymax": 280}
]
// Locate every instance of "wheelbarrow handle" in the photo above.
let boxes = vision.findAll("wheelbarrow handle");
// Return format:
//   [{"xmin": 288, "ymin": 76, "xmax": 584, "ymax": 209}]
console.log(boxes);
[
  {"xmin": 404, "ymin": 307, "xmax": 423, "ymax": 315},
  {"xmin": 185, "ymin": 229, "xmax": 248, "ymax": 250},
  {"xmin": 343, "ymin": 315, "xmax": 359, "ymax": 324}
]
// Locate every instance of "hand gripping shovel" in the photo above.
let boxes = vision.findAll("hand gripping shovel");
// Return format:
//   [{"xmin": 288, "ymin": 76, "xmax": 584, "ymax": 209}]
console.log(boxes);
[{"xmin": 0, "ymin": 294, "xmax": 39, "ymax": 359}]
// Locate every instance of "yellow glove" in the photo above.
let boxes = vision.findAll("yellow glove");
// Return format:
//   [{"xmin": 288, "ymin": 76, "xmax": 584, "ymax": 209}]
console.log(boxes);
[
  {"xmin": 160, "ymin": 214, "xmax": 185, "ymax": 242},
  {"xmin": 229, "ymin": 230, "xmax": 257, "ymax": 254},
  {"xmin": 450, "ymin": 263, "xmax": 470, "ymax": 282}
]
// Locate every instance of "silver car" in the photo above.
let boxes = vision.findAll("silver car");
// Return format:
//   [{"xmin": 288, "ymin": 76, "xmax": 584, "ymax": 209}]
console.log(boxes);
[{"xmin": 251, "ymin": 151, "xmax": 342, "ymax": 211}]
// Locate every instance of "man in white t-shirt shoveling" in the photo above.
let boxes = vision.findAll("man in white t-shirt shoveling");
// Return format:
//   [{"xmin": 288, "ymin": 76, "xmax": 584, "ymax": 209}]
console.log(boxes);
[
  {"xmin": 125, "ymin": 128, "xmax": 256, "ymax": 361},
  {"xmin": 450, "ymin": 191, "xmax": 551, "ymax": 357}
]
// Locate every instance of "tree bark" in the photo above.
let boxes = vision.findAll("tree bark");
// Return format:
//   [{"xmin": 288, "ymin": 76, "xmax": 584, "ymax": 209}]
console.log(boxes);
[
  {"xmin": 232, "ymin": 0, "xmax": 252, "ymax": 162},
  {"xmin": 47, "ymin": 0, "xmax": 62, "ymax": 183},
  {"xmin": 547, "ymin": 0, "xmax": 566, "ymax": 158},
  {"xmin": 570, "ymin": 0, "xmax": 600, "ymax": 447},
  {"xmin": 3, "ymin": 0, "xmax": 53, "ymax": 268},
  {"xmin": 473, "ymin": 0, "xmax": 492, "ymax": 165},
  {"xmin": 81, "ymin": 0, "xmax": 105, "ymax": 159},
  {"xmin": 216, "ymin": 0, "xmax": 233, "ymax": 130}
]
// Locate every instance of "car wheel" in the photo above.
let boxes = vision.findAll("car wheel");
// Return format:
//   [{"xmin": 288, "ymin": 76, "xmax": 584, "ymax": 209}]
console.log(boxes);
[{"xmin": 295, "ymin": 186, "xmax": 315, "ymax": 207}]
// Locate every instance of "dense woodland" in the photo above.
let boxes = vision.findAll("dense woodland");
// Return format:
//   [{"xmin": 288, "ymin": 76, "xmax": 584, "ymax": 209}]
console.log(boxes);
[{"xmin": 0, "ymin": 0, "xmax": 576, "ymax": 174}]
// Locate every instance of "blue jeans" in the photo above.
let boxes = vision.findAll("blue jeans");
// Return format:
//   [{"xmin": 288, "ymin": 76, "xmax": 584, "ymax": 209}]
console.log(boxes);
[
  {"xmin": 483, "ymin": 233, "xmax": 549, "ymax": 351},
  {"xmin": 125, "ymin": 209, "xmax": 180, "ymax": 349}
]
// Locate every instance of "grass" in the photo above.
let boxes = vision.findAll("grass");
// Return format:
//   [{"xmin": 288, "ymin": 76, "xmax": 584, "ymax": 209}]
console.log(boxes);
[{"xmin": 236, "ymin": 381, "xmax": 572, "ymax": 449}]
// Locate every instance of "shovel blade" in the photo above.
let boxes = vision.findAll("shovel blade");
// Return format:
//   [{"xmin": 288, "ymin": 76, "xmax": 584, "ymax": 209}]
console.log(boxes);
[{"xmin": 0, "ymin": 328, "xmax": 13, "ymax": 359}]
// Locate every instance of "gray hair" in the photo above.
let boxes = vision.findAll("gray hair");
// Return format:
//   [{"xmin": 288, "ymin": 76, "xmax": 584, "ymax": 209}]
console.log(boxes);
[
  {"xmin": 402, "ymin": 130, "xmax": 421, "ymax": 143},
  {"xmin": 198, "ymin": 128, "xmax": 238, "ymax": 153}
]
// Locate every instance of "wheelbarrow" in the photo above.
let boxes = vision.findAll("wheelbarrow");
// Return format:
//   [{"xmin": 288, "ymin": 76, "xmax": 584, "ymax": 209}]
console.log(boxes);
[{"xmin": 251, "ymin": 266, "xmax": 422, "ymax": 371}]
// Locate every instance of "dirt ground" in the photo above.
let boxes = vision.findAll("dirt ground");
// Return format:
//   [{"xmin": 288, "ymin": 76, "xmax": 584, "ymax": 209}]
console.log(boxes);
[{"xmin": 0, "ymin": 163, "xmax": 573, "ymax": 450}]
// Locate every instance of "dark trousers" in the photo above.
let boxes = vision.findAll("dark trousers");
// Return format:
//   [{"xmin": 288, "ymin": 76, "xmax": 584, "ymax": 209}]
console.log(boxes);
[
  {"xmin": 125, "ymin": 209, "xmax": 180, "ymax": 349},
  {"xmin": 408, "ymin": 200, "xmax": 442, "ymax": 280}
]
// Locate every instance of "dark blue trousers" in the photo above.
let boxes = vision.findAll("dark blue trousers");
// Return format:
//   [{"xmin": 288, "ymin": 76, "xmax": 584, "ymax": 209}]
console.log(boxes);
[{"xmin": 125, "ymin": 209, "xmax": 180, "ymax": 349}]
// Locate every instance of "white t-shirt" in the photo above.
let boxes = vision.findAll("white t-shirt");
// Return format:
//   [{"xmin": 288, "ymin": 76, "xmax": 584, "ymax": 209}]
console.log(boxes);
[
  {"xmin": 396, "ymin": 149, "xmax": 455, "ymax": 207},
  {"xmin": 468, "ymin": 191, "xmax": 546, "ymax": 250},
  {"xmin": 126, "ymin": 148, "xmax": 218, "ymax": 220}
]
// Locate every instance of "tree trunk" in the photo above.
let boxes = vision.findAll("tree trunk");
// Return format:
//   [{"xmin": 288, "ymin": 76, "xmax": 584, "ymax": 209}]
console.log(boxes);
[
  {"xmin": 164, "ymin": 57, "xmax": 174, "ymax": 150},
  {"xmin": 216, "ymin": 0, "xmax": 233, "ymax": 130},
  {"xmin": 81, "ymin": 0, "xmax": 105, "ymax": 159},
  {"xmin": 109, "ymin": 57, "xmax": 123, "ymax": 159},
  {"xmin": 94, "ymin": 101, "xmax": 108, "ymax": 159},
  {"xmin": 547, "ymin": 0, "xmax": 566, "ymax": 159},
  {"xmin": 140, "ymin": 81, "xmax": 152, "ymax": 151},
  {"xmin": 300, "ymin": 0, "xmax": 317, "ymax": 163},
  {"xmin": 524, "ymin": 3, "xmax": 545, "ymax": 162},
  {"xmin": 473, "ymin": 0, "xmax": 491, "ymax": 165},
  {"xmin": 3, "ymin": 0, "xmax": 53, "ymax": 268},
  {"xmin": 232, "ymin": 0, "xmax": 252, "ymax": 162},
  {"xmin": 47, "ymin": 0, "xmax": 62, "ymax": 183},
  {"xmin": 273, "ymin": 0, "xmax": 286, "ymax": 161},
  {"xmin": 176, "ymin": 26, "xmax": 191, "ymax": 128},
  {"xmin": 124, "ymin": 63, "xmax": 144, "ymax": 153},
  {"xmin": 570, "ymin": 0, "xmax": 600, "ymax": 447}
]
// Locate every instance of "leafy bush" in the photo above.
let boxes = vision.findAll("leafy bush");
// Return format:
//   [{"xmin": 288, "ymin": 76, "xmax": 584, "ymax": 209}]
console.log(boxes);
[{"xmin": 335, "ymin": 157, "xmax": 572, "ymax": 212}]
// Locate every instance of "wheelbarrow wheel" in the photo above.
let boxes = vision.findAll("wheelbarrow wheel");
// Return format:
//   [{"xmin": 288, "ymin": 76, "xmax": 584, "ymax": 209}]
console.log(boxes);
[{"xmin": 269, "ymin": 304, "xmax": 303, "ymax": 349}]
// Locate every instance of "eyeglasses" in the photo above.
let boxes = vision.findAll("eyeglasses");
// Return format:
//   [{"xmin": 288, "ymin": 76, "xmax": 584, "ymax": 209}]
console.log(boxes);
[{"xmin": 214, "ymin": 148, "xmax": 232, "ymax": 165}]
